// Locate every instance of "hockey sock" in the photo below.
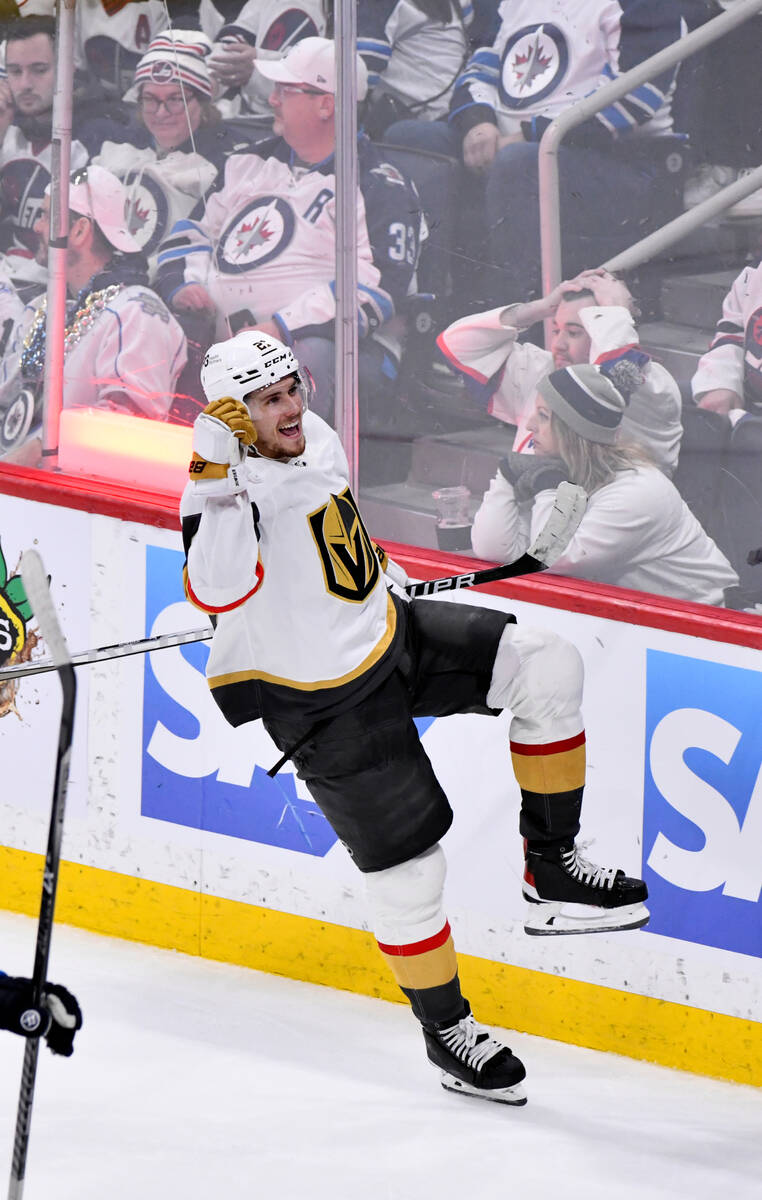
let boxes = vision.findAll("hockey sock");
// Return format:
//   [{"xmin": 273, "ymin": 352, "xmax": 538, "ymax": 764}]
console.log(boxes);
[
  {"xmin": 376, "ymin": 921, "xmax": 465, "ymax": 1026},
  {"xmin": 511, "ymin": 729, "xmax": 586, "ymax": 850}
]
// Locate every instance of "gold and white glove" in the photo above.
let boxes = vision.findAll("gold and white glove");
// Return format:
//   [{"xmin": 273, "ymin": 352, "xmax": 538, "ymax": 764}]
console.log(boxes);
[{"xmin": 189, "ymin": 398, "xmax": 256, "ymax": 493}]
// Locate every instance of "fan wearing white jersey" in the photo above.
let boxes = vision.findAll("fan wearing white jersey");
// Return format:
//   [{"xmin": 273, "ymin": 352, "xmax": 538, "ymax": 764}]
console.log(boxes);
[
  {"xmin": 692, "ymin": 260, "xmax": 762, "ymax": 417},
  {"xmin": 438, "ymin": 269, "xmax": 683, "ymax": 475},
  {"xmin": 156, "ymin": 38, "xmax": 424, "ymax": 422},
  {"xmin": 447, "ymin": 0, "xmax": 687, "ymax": 300},
  {"xmin": 181, "ymin": 329, "xmax": 649, "ymax": 1105},
  {"xmin": 0, "ymin": 165, "xmax": 187, "ymax": 451},
  {"xmin": 472, "ymin": 363, "xmax": 738, "ymax": 605}
]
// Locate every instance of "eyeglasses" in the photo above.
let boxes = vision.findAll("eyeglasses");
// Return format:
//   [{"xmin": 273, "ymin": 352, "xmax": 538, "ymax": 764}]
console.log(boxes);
[
  {"xmin": 271, "ymin": 82, "xmax": 327, "ymax": 98},
  {"xmin": 138, "ymin": 94, "xmax": 193, "ymax": 114}
]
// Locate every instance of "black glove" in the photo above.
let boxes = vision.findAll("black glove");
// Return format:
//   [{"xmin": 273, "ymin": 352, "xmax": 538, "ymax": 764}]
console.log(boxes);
[
  {"xmin": 1, "ymin": 977, "xmax": 82, "ymax": 1056},
  {"xmin": 498, "ymin": 451, "xmax": 568, "ymax": 501}
]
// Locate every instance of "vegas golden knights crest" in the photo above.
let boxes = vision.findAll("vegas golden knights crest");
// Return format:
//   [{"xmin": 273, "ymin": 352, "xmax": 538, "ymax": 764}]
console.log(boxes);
[{"xmin": 308, "ymin": 487, "xmax": 380, "ymax": 603}]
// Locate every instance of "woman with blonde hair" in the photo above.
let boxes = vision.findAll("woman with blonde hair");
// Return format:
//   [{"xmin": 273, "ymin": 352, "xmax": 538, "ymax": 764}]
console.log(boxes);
[{"xmin": 471, "ymin": 364, "xmax": 739, "ymax": 606}]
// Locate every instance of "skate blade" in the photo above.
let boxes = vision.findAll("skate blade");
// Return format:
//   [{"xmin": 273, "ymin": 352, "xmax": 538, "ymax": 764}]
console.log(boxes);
[
  {"xmin": 523, "ymin": 900, "xmax": 650, "ymax": 936},
  {"xmin": 440, "ymin": 1073, "xmax": 527, "ymax": 1106}
]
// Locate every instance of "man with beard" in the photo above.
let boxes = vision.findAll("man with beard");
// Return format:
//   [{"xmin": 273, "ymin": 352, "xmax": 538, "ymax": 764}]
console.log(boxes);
[{"xmin": 437, "ymin": 267, "xmax": 683, "ymax": 476}]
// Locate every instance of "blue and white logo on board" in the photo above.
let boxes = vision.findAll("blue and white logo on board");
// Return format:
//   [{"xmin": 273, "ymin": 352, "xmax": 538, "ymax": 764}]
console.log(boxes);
[
  {"xmin": 643, "ymin": 649, "xmax": 762, "ymax": 957},
  {"xmin": 140, "ymin": 544, "xmax": 338, "ymax": 857}
]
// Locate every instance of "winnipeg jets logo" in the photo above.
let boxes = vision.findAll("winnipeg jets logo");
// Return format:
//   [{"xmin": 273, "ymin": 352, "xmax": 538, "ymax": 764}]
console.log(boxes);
[
  {"xmin": 218, "ymin": 196, "xmax": 295, "ymax": 274},
  {"xmin": 500, "ymin": 23, "xmax": 568, "ymax": 109},
  {"xmin": 123, "ymin": 171, "xmax": 170, "ymax": 255}
]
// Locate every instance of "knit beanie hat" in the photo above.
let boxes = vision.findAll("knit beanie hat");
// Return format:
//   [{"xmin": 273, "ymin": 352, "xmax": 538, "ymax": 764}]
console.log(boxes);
[
  {"xmin": 128, "ymin": 30, "xmax": 214, "ymax": 100},
  {"xmin": 537, "ymin": 364, "xmax": 627, "ymax": 445}
]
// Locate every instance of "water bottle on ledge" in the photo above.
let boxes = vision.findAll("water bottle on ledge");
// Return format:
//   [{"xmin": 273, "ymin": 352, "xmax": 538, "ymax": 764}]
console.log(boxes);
[{"xmin": 432, "ymin": 486, "xmax": 472, "ymax": 551}]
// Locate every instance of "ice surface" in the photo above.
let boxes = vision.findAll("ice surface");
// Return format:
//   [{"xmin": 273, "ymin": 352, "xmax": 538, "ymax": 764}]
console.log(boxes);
[{"xmin": 1, "ymin": 910, "xmax": 760, "ymax": 1200}]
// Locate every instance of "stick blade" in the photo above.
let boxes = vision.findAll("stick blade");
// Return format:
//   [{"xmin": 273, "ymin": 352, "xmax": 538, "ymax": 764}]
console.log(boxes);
[
  {"xmin": 528, "ymin": 481, "xmax": 587, "ymax": 568},
  {"xmin": 20, "ymin": 550, "xmax": 70, "ymax": 668}
]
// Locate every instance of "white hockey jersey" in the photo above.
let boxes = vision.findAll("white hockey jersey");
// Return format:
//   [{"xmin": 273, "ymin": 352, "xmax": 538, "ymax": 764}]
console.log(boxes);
[
  {"xmin": 438, "ymin": 303, "xmax": 683, "ymax": 473},
  {"xmin": 2, "ymin": 282, "xmax": 187, "ymax": 419},
  {"xmin": 181, "ymin": 410, "xmax": 403, "ymax": 725},
  {"xmin": 0, "ymin": 131, "xmax": 89, "ymax": 255},
  {"xmin": 691, "ymin": 261, "xmax": 762, "ymax": 414},
  {"xmin": 157, "ymin": 135, "xmax": 423, "ymax": 344},
  {"xmin": 204, "ymin": 0, "xmax": 328, "ymax": 118},
  {"xmin": 73, "ymin": 0, "xmax": 168, "ymax": 96},
  {"xmin": 359, "ymin": 0, "xmax": 474, "ymax": 121},
  {"xmin": 450, "ymin": 0, "xmax": 684, "ymax": 142}
]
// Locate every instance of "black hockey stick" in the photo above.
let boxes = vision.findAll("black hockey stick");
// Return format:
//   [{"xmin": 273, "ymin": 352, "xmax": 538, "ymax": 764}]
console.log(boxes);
[
  {"xmin": 8, "ymin": 551, "xmax": 77, "ymax": 1200},
  {"xmin": 0, "ymin": 484, "xmax": 588, "ymax": 682},
  {"xmin": 406, "ymin": 481, "xmax": 587, "ymax": 596}
]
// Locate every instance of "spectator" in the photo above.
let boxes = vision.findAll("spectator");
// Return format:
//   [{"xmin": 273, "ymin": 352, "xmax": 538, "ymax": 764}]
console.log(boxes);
[
  {"xmin": 692, "ymin": 261, "xmax": 762, "ymax": 417},
  {"xmin": 93, "ymin": 30, "xmax": 259, "ymax": 279},
  {"xmin": 445, "ymin": 0, "xmax": 686, "ymax": 305},
  {"xmin": 359, "ymin": 0, "xmax": 473, "ymax": 140},
  {"xmin": 471, "ymin": 364, "xmax": 738, "ymax": 605},
  {"xmin": 156, "ymin": 36, "xmax": 425, "ymax": 423},
  {"xmin": 438, "ymin": 268, "xmax": 683, "ymax": 475},
  {"xmin": 203, "ymin": 0, "xmax": 328, "ymax": 119},
  {"xmin": 0, "ymin": 15, "xmax": 136, "ymax": 264},
  {"xmin": 0, "ymin": 165, "xmax": 187, "ymax": 446}
]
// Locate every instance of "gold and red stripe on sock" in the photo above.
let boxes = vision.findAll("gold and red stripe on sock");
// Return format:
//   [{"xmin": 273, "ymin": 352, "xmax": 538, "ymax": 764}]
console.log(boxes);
[
  {"xmin": 510, "ymin": 730, "xmax": 586, "ymax": 795},
  {"xmin": 376, "ymin": 921, "xmax": 457, "ymax": 991}
]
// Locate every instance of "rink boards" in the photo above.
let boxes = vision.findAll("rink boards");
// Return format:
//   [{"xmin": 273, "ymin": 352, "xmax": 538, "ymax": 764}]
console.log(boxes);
[{"xmin": 0, "ymin": 486, "xmax": 761, "ymax": 1085}]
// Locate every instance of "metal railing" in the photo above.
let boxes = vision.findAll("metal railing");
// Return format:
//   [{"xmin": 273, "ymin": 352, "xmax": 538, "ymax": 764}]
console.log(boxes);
[{"xmin": 539, "ymin": 0, "xmax": 762, "ymax": 295}]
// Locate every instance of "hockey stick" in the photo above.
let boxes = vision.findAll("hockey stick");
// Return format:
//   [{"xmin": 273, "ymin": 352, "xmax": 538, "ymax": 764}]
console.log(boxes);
[
  {"xmin": 0, "ymin": 483, "xmax": 587, "ymax": 682},
  {"xmin": 406, "ymin": 481, "xmax": 587, "ymax": 597},
  {"xmin": 8, "ymin": 551, "xmax": 77, "ymax": 1200}
]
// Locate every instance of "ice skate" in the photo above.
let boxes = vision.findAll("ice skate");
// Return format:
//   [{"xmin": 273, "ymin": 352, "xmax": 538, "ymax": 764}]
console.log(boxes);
[
  {"xmin": 422, "ymin": 1002, "xmax": 527, "ymax": 1106},
  {"xmin": 523, "ymin": 842, "xmax": 649, "ymax": 936}
]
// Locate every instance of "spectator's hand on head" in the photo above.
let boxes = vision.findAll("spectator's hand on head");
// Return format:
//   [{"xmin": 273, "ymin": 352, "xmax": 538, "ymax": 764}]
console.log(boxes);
[
  {"xmin": 695, "ymin": 388, "xmax": 742, "ymax": 415},
  {"xmin": 208, "ymin": 40, "xmax": 257, "ymax": 89},
  {"xmin": 173, "ymin": 284, "xmax": 216, "ymax": 314},
  {"xmin": 0, "ymin": 79, "xmax": 14, "ymax": 139},
  {"xmin": 585, "ymin": 270, "xmax": 634, "ymax": 312},
  {"xmin": 462, "ymin": 123, "xmax": 499, "ymax": 173}
]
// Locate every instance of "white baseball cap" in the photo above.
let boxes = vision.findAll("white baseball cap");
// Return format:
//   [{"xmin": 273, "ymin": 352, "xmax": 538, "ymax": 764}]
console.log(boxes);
[
  {"xmin": 66, "ymin": 165, "xmax": 141, "ymax": 254},
  {"xmin": 256, "ymin": 37, "xmax": 368, "ymax": 102}
]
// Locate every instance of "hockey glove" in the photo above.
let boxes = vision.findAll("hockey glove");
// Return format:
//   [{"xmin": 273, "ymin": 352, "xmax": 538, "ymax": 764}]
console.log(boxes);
[
  {"xmin": 1, "ymin": 977, "xmax": 82, "ymax": 1055},
  {"xmin": 498, "ymin": 451, "xmax": 567, "ymax": 501},
  {"xmin": 189, "ymin": 398, "xmax": 256, "ymax": 494}
]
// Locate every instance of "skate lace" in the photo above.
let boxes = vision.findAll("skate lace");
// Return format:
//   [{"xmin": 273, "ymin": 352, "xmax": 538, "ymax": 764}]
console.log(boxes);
[
  {"xmin": 562, "ymin": 843, "xmax": 617, "ymax": 890},
  {"xmin": 438, "ymin": 1014, "xmax": 503, "ymax": 1071}
]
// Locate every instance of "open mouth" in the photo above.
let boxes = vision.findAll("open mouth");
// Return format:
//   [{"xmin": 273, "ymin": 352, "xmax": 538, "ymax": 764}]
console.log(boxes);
[{"xmin": 278, "ymin": 418, "xmax": 302, "ymax": 440}]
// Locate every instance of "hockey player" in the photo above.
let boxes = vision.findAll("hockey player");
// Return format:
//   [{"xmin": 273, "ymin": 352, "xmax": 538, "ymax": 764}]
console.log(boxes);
[
  {"xmin": 0, "ymin": 972, "xmax": 82, "ymax": 1056},
  {"xmin": 438, "ymin": 268, "xmax": 683, "ymax": 475},
  {"xmin": 180, "ymin": 329, "xmax": 649, "ymax": 1105},
  {"xmin": 156, "ymin": 37, "xmax": 424, "ymax": 423}
]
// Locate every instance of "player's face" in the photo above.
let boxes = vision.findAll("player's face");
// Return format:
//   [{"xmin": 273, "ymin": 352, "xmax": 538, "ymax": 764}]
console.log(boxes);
[
  {"xmin": 550, "ymin": 298, "xmax": 593, "ymax": 368},
  {"xmin": 138, "ymin": 83, "xmax": 202, "ymax": 151},
  {"xmin": 526, "ymin": 398, "xmax": 561, "ymax": 457},
  {"xmin": 5, "ymin": 34, "xmax": 56, "ymax": 116},
  {"xmin": 246, "ymin": 374, "xmax": 305, "ymax": 461}
]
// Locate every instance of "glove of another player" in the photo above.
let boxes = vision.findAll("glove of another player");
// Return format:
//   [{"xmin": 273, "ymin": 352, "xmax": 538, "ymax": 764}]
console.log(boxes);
[
  {"xmin": 189, "ymin": 398, "xmax": 256, "ymax": 492},
  {"xmin": 498, "ymin": 451, "xmax": 568, "ymax": 501},
  {"xmin": 3, "ymin": 977, "xmax": 83, "ymax": 1056}
]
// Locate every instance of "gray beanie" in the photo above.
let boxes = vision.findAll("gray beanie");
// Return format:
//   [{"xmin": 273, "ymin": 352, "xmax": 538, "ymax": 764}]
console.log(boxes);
[{"xmin": 537, "ymin": 364, "xmax": 627, "ymax": 445}]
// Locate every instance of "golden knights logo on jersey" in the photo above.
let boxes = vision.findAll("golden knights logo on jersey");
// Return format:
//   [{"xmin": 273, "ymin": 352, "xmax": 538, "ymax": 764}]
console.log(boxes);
[{"xmin": 308, "ymin": 487, "xmax": 380, "ymax": 603}]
